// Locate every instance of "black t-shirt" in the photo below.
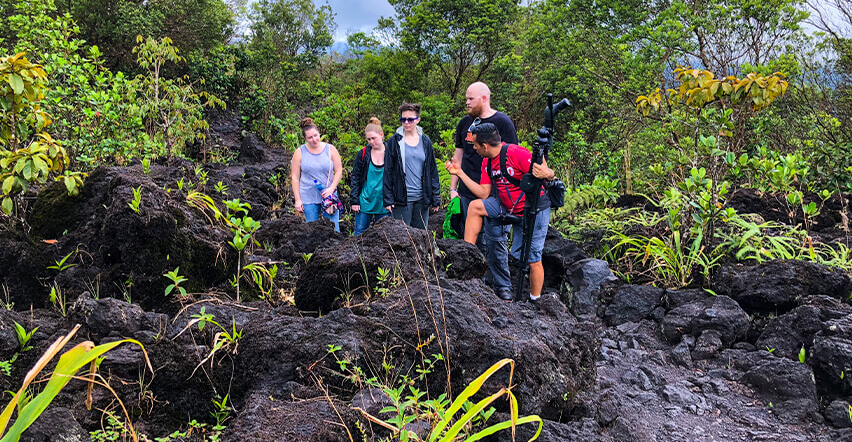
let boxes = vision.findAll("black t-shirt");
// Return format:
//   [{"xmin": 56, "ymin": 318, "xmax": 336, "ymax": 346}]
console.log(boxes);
[{"xmin": 454, "ymin": 111, "xmax": 518, "ymax": 199}]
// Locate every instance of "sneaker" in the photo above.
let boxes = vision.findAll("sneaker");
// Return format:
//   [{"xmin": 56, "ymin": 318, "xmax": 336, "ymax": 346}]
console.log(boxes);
[{"xmin": 497, "ymin": 290, "xmax": 514, "ymax": 301}]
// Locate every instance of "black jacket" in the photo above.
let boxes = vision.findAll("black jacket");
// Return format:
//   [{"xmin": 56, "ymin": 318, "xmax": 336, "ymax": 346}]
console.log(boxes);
[
  {"xmin": 350, "ymin": 143, "xmax": 394, "ymax": 208},
  {"xmin": 385, "ymin": 132, "xmax": 441, "ymax": 207}
]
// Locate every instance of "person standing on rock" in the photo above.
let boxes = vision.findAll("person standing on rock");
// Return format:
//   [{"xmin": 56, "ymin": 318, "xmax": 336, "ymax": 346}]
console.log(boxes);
[
  {"xmin": 451, "ymin": 82, "xmax": 519, "ymax": 298},
  {"xmin": 290, "ymin": 117, "xmax": 343, "ymax": 232},
  {"xmin": 445, "ymin": 122, "xmax": 554, "ymax": 302},
  {"xmin": 351, "ymin": 117, "xmax": 393, "ymax": 235},
  {"xmin": 386, "ymin": 102, "xmax": 441, "ymax": 230}
]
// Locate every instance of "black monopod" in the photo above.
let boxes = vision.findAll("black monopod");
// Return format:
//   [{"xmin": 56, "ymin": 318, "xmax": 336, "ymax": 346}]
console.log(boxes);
[{"xmin": 514, "ymin": 94, "xmax": 570, "ymax": 301}]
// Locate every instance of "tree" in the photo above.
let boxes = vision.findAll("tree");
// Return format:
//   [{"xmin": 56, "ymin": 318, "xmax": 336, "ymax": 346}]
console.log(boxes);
[
  {"xmin": 248, "ymin": 0, "xmax": 336, "ymax": 76},
  {"xmin": 389, "ymin": 0, "xmax": 519, "ymax": 103},
  {"xmin": 130, "ymin": 36, "xmax": 225, "ymax": 157},
  {"xmin": 54, "ymin": 0, "xmax": 235, "ymax": 73}
]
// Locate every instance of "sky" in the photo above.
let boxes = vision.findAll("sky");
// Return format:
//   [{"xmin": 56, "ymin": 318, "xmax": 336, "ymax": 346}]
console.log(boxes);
[{"xmin": 325, "ymin": 0, "xmax": 395, "ymax": 42}]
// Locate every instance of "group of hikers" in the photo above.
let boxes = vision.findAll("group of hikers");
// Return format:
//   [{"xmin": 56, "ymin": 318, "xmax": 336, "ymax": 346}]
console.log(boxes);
[{"xmin": 290, "ymin": 82, "xmax": 557, "ymax": 302}]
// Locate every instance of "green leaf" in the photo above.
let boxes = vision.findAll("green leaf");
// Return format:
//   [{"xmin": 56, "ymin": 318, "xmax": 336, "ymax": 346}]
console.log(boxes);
[
  {"xmin": 1, "ymin": 197, "xmax": 11, "ymax": 215},
  {"xmin": 1, "ymin": 176, "xmax": 13, "ymax": 195},
  {"xmin": 8, "ymin": 74, "xmax": 24, "ymax": 95},
  {"xmin": 63, "ymin": 176, "xmax": 75, "ymax": 193}
]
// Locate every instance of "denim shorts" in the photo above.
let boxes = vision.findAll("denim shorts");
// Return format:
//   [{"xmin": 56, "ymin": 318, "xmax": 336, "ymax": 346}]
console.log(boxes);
[{"xmin": 482, "ymin": 197, "xmax": 550, "ymax": 263}]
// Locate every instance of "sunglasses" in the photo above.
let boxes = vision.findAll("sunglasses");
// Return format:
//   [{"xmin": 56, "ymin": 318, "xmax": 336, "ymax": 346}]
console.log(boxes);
[
  {"xmin": 399, "ymin": 117, "xmax": 419, "ymax": 123},
  {"xmin": 468, "ymin": 117, "xmax": 481, "ymax": 133}
]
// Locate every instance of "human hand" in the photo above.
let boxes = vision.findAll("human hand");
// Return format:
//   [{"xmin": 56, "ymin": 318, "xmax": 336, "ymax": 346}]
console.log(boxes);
[
  {"xmin": 532, "ymin": 163, "xmax": 555, "ymax": 180},
  {"xmin": 295, "ymin": 200, "xmax": 304, "ymax": 212},
  {"xmin": 445, "ymin": 159, "xmax": 462, "ymax": 175},
  {"xmin": 450, "ymin": 189, "xmax": 459, "ymax": 199},
  {"xmin": 385, "ymin": 205, "xmax": 394, "ymax": 213},
  {"xmin": 352, "ymin": 204, "xmax": 361, "ymax": 213},
  {"xmin": 321, "ymin": 187, "xmax": 335, "ymax": 199},
  {"xmin": 431, "ymin": 205, "xmax": 440, "ymax": 213}
]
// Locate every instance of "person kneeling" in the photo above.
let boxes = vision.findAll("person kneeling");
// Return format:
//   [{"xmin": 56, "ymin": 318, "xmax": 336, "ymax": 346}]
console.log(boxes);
[{"xmin": 445, "ymin": 122, "xmax": 555, "ymax": 302}]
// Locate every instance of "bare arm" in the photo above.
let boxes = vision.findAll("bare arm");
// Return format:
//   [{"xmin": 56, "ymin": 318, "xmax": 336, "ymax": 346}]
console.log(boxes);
[
  {"xmin": 290, "ymin": 149, "xmax": 304, "ymax": 212},
  {"xmin": 445, "ymin": 158, "xmax": 490, "ymax": 199},
  {"xmin": 450, "ymin": 147, "xmax": 463, "ymax": 199},
  {"xmin": 325, "ymin": 145, "xmax": 343, "ymax": 198}
]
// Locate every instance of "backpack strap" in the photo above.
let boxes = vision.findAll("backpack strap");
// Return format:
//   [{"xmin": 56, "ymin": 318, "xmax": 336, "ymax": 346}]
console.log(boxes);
[
  {"xmin": 499, "ymin": 144, "xmax": 522, "ymax": 186},
  {"xmin": 361, "ymin": 146, "xmax": 367, "ymax": 160}
]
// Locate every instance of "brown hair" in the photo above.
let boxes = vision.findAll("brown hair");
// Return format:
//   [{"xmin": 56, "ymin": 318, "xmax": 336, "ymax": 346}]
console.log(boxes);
[
  {"xmin": 398, "ymin": 102, "xmax": 421, "ymax": 117},
  {"xmin": 299, "ymin": 117, "xmax": 318, "ymax": 136},
  {"xmin": 365, "ymin": 117, "xmax": 383, "ymax": 135}
]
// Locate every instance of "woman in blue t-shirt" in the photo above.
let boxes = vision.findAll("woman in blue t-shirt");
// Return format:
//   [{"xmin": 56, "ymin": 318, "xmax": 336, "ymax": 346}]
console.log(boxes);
[{"xmin": 351, "ymin": 118, "xmax": 392, "ymax": 235}]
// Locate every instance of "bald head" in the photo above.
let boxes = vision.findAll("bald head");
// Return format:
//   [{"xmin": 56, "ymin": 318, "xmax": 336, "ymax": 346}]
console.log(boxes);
[
  {"xmin": 465, "ymin": 82, "xmax": 494, "ymax": 118},
  {"xmin": 467, "ymin": 82, "xmax": 491, "ymax": 99}
]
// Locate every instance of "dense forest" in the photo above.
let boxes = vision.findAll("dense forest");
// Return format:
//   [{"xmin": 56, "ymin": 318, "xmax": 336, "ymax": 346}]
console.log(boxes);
[
  {"xmin": 4, "ymin": 0, "xmax": 852, "ymax": 440},
  {"xmin": 3, "ymin": 0, "xmax": 852, "ymax": 281}
]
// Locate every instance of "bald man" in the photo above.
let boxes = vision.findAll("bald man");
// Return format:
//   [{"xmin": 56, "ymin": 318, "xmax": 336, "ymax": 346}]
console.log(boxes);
[
  {"xmin": 451, "ymin": 82, "xmax": 518, "ymax": 299},
  {"xmin": 451, "ymin": 83, "xmax": 519, "ymax": 208}
]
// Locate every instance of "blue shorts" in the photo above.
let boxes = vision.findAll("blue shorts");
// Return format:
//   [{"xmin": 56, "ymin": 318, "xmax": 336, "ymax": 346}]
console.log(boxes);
[{"xmin": 481, "ymin": 197, "xmax": 550, "ymax": 263}]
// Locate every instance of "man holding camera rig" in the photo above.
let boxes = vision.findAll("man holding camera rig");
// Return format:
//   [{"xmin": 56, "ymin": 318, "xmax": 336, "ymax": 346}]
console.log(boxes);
[{"xmin": 445, "ymin": 122, "xmax": 556, "ymax": 302}]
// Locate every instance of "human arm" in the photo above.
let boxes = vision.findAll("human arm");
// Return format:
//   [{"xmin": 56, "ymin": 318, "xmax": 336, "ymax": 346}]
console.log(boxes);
[
  {"xmin": 325, "ymin": 145, "xmax": 343, "ymax": 198},
  {"xmin": 449, "ymin": 147, "xmax": 463, "ymax": 199},
  {"xmin": 350, "ymin": 148, "xmax": 365, "ymax": 210},
  {"xmin": 425, "ymin": 137, "xmax": 441, "ymax": 207},
  {"xmin": 445, "ymin": 158, "xmax": 490, "ymax": 199},
  {"xmin": 290, "ymin": 148, "xmax": 304, "ymax": 212}
]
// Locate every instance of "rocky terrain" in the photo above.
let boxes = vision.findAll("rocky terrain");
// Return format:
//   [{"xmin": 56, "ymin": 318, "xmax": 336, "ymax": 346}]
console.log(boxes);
[{"xmin": 2, "ymin": 116, "xmax": 852, "ymax": 441}]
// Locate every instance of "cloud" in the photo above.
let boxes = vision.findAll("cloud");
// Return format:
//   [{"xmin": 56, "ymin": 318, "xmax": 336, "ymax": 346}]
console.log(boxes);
[{"xmin": 325, "ymin": 0, "xmax": 395, "ymax": 42}]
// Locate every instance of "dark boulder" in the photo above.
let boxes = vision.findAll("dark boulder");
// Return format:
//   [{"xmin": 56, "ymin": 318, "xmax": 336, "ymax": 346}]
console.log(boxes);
[
  {"xmin": 756, "ymin": 296, "xmax": 850, "ymax": 361},
  {"xmin": 713, "ymin": 260, "xmax": 852, "ymax": 313},
  {"xmin": 741, "ymin": 357, "xmax": 818, "ymax": 423},
  {"xmin": 661, "ymin": 295, "xmax": 750, "ymax": 346},
  {"xmin": 0, "ymin": 231, "xmax": 52, "ymax": 309},
  {"xmin": 223, "ymin": 391, "xmax": 358, "ymax": 442},
  {"xmin": 692, "ymin": 329, "xmax": 724, "ymax": 360},
  {"xmin": 237, "ymin": 277, "xmax": 599, "ymax": 420},
  {"xmin": 435, "ymin": 238, "xmax": 487, "ymax": 280},
  {"xmin": 238, "ymin": 133, "xmax": 267, "ymax": 164},
  {"xmin": 495, "ymin": 416, "xmax": 610, "ymax": 441},
  {"xmin": 294, "ymin": 218, "xmax": 439, "ymax": 314},
  {"xmin": 564, "ymin": 258, "xmax": 617, "ymax": 316},
  {"xmin": 812, "ymin": 314, "xmax": 852, "ymax": 397},
  {"xmin": 604, "ymin": 285, "xmax": 664, "ymax": 326},
  {"xmin": 20, "ymin": 407, "xmax": 89, "ymax": 442},
  {"xmin": 826, "ymin": 400, "xmax": 852, "ymax": 429},
  {"xmin": 664, "ymin": 288, "xmax": 711, "ymax": 309},
  {"xmin": 25, "ymin": 167, "xmax": 230, "ymax": 312},
  {"xmin": 258, "ymin": 214, "xmax": 341, "ymax": 265},
  {"xmin": 541, "ymin": 227, "xmax": 588, "ymax": 289}
]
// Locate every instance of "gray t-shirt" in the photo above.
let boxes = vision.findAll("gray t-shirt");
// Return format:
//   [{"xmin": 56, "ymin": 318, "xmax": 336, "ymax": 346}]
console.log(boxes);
[
  {"xmin": 404, "ymin": 138, "xmax": 425, "ymax": 202},
  {"xmin": 298, "ymin": 144, "xmax": 332, "ymax": 205}
]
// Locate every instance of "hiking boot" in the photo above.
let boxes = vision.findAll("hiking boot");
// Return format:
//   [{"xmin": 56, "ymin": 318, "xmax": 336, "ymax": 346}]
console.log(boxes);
[{"xmin": 497, "ymin": 290, "xmax": 514, "ymax": 301}]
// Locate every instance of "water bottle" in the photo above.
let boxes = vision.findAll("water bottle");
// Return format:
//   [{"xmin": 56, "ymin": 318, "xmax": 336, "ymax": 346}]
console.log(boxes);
[{"xmin": 314, "ymin": 179, "xmax": 335, "ymax": 214}]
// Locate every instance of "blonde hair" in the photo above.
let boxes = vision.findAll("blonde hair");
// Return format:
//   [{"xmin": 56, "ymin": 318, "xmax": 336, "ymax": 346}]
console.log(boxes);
[{"xmin": 365, "ymin": 117, "xmax": 383, "ymax": 135}]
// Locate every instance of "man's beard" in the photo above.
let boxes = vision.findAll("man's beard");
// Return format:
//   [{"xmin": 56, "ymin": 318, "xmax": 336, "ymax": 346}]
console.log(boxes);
[{"xmin": 467, "ymin": 102, "xmax": 483, "ymax": 117}]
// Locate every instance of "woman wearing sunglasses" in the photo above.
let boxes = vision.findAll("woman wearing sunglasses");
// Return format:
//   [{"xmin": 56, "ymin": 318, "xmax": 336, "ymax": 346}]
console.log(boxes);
[
  {"xmin": 290, "ymin": 117, "xmax": 343, "ymax": 232},
  {"xmin": 386, "ymin": 102, "xmax": 441, "ymax": 229}
]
